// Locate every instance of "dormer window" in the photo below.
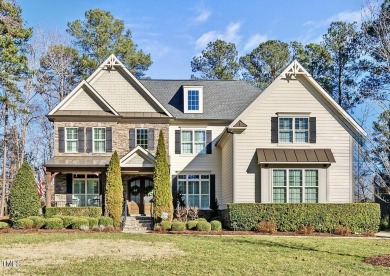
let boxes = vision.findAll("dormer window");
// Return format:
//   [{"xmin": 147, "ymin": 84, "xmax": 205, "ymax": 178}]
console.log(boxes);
[{"xmin": 183, "ymin": 86, "xmax": 203, "ymax": 113}]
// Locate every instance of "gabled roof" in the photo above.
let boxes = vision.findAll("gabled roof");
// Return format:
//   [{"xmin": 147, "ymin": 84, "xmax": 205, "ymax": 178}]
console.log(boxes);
[
  {"xmin": 229, "ymin": 60, "xmax": 366, "ymax": 137},
  {"xmin": 140, "ymin": 80, "xmax": 261, "ymax": 120},
  {"xmin": 48, "ymin": 80, "xmax": 119, "ymax": 116},
  {"xmin": 120, "ymin": 146, "xmax": 155, "ymax": 168}
]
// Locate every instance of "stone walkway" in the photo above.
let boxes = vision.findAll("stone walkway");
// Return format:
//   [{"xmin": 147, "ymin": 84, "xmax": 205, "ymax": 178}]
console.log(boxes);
[{"xmin": 375, "ymin": 231, "xmax": 390, "ymax": 238}]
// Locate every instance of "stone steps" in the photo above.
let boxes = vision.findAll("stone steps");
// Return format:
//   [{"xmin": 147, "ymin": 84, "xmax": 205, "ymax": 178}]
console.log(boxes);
[{"xmin": 122, "ymin": 216, "xmax": 153, "ymax": 233}]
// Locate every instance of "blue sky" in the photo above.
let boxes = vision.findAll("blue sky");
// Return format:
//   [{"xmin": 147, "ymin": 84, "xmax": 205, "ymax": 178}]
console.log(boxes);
[{"xmin": 19, "ymin": 0, "xmax": 367, "ymax": 79}]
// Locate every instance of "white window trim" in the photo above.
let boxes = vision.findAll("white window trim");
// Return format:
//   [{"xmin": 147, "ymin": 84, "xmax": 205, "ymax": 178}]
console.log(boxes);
[
  {"xmin": 180, "ymin": 129, "xmax": 206, "ymax": 155},
  {"xmin": 72, "ymin": 174, "xmax": 100, "ymax": 207},
  {"xmin": 65, "ymin": 127, "xmax": 78, "ymax": 153},
  {"xmin": 278, "ymin": 116, "xmax": 309, "ymax": 144},
  {"xmin": 271, "ymin": 168, "xmax": 319, "ymax": 203},
  {"xmin": 183, "ymin": 86, "xmax": 203, "ymax": 113},
  {"xmin": 135, "ymin": 128, "xmax": 148, "ymax": 149},
  {"xmin": 177, "ymin": 174, "xmax": 210, "ymax": 209},
  {"xmin": 93, "ymin": 127, "xmax": 106, "ymax": 153}
]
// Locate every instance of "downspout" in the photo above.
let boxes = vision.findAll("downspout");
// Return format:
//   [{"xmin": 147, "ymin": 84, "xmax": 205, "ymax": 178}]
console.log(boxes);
[{"xmin": 227, "ymin": 129, "xmax": 236, "ymax": 203}]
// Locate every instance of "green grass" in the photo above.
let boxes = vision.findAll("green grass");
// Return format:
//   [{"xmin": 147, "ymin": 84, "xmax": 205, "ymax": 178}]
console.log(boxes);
[{"xmin": 0, "ymin": 232, "xmax": 389, "ymax": 275}]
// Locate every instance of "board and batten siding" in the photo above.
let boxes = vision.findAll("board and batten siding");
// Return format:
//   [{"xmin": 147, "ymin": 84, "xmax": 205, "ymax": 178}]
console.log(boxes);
[
  {"xmin": 169, "ymin": 125, "xmax": 225, "ymax": 207},
  {"xmin": 220, "ymin": 134, "xmax": 233, "ymax": 209},
  {"xmin": 234, "ymin": 76, "xmax": 353, "ymax": 203}
]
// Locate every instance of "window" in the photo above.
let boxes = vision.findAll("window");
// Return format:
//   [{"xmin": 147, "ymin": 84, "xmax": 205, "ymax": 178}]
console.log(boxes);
[
  {"xmin": 93, "ymin": 127, "xmax": 106, "ymax": 152},
  {"xmin": 272, "ymin": 169, "xmax": 318, "ymax": 203},
  {"xmin": 65, "ymin": 127, "xmax": 78, "ymax": 153},
  {"xmin": 183, "ymin": 86, "xmax": 203, "ymax": 113},
  {"xmin": 136, "ymin": 129, "xmax": 148, "ymax": 149},
  {"xmin": 279, "ymin": 117, "xmax": 309, "ymax": 143},
  {"xmin": 181, "ymin": 130, "xmax": 206, "ymax": 154},
  {"xmin": 178, "ymin": 175, "xmax": 210, "ymax": 209},
  {"xmin": 72, "ymin": 174, "xmax": 100, "ymax": 206}
]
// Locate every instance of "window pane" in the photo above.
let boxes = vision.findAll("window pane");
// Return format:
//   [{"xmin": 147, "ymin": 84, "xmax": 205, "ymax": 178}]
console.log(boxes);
[
  {"xmin": 188, "ymin": 90, "xmax": 199, "ymax": 111},
  {"xmin": 194, "ymin": 131, "xmax": 205, "ymax": 142},
  {"xmin": 73, "ymin": 180, "xmax": 85, "ymax": 194},
  {"xmin": 201, "ymin": 195, "xmax": 209, "ymax": 209},
  {"xmin": 136, "ymin": 129, "xmax": 148, "ymax": 149},
  {"xmin": 279, "ymin": 131, "xmax": 293, "ymax": 143},
  {"xmin": 188, "ymin": 181, "xmax": 199, "ymax": 194},
  {"xmin": 194, "ymin": 143, "xmax": 206, "ymax": 154},
  {"xmin": 178, "ymin": 181, "xmax": 187, "ymax": 194},
  {"xmin": 201, "ymin": 181, "xmax": 209, "ymax": 194},
  {"xmin": 201, "ymin": 175, "xmax": 209, "ymax": 179},
  {"xmin": 94, "ymin": 141, "xmax": 105, "ymax": 152},
  {"xmin": 305, "ymin": 188, "xmax": 318, "ymax": 203},
  {"xmin": 289, "ymin": 187, "xmax": 302, "ymax": 203},
  {"xmin": 295, "ymin": 118, "xmax": 308, "ymax": 130},
  {"xmin": 182, "ymin": 143, "xmax": 193, "ymax": 154},
  {"xmin": 273, "ymin": 170, "xmax": 286, "ymax": 186},
  {"xmin": 273, "ymin": 188, "xmax": 286, "ymax": 203},
  {"xmin": 305, "ymin": 170, "xmax": 318, "ymax": 186},
  {"xmin": 67, "ymin": 141, "xmax": 77, "ymax": 152},
  {"xmin": 87, "ymin": 180, "xmax": 99, "ymax": 194},
  {"xmin": 73, "ymin": 195, "xmax": 86, "ymax": 207},
  {"xmin": 279, "ymin": 118, "xmax": 293, "ymax": 129},
  {"xmin": 66, "ymin": 128, "xmax": 77, "ymax": 139},
  {"xmin": 188, "ymin": 175, "xmax": 199, "ymax": 179},
  {"xmin": 87, "ymin": 195, "xmax": 100, "ymax": 206},
  {"xmin": 295, "ymin": 131, "xmax": 308, "ymax": 143},
  {"xmin": 182, "ymin": 131, "xmax": 192, "ymax": 142},
  {"xmin": 289, "ymin": 170, "xmax": 302, "ymax": 186},
  {"xmin": 94, "ymin": 128, "xmax": 105, "ymax": 139},
  {"xmin": 178, "ymin": 175, "xmax": 187, "ymax": 179},
  {"xmin": 188, "ymin": 195, "xmax": 199, "ymax": 208}
]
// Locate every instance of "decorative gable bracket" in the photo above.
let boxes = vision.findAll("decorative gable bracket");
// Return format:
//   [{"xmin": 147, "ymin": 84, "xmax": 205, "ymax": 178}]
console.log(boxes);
[{"xmin": 285, "ymin": 60, "xmax": 311, "ymax": 79}]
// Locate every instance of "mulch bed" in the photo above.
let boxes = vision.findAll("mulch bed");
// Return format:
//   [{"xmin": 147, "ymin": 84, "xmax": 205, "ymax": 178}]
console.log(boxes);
[
  {"xmin": 0, "ymin": 228, "xmax": 121, "ymax": 234},
  {"xmin": 365, "ymin": 255, "xmax": 390, "ymax": 267}
]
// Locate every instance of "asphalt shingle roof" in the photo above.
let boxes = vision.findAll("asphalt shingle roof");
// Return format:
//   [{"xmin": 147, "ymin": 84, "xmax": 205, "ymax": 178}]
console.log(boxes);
[{"xmin": 140, "ymin": 80, "xmax": 262, "ymax": 120}]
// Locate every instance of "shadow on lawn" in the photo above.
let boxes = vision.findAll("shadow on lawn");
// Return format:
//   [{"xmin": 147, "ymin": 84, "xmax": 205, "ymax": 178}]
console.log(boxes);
[{"xmin": 221, "ymin": 238, "xmax": 365, "ymax": 259}]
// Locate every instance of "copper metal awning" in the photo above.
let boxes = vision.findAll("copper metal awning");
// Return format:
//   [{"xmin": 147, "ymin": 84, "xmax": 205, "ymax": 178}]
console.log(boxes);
[
  {"xmin": 256, "ymin": 148, "xmax": 335, "ymax": 164},
  {"xmin": 44, "ymin": 156, "xmax": 111, "ymax": 168}
]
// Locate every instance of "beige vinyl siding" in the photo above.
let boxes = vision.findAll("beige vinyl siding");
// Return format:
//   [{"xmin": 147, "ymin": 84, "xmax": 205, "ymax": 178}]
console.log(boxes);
[
  {"xmin": 234, "ymin": 76, "xmax": 353, "ymax": 203},
  {"xmin": 221, "ymin": 134, "xmax": 233, "ymax": 208},
  {"xmin": 90, "ymin": 68, "xmax": 158, "ymax": 113},
  {"xmin": 61, "ymin": 88, "xmax": 104, "ymax": 111},
  {"xmin": 169, "ymin": 125, "xmax": 225, "ymax": 206}
]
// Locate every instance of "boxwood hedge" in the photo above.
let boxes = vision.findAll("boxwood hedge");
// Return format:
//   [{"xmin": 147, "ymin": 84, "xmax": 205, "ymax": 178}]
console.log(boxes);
[
  {"xmin": 45, "ymin": 207, "xmax": 101, "ymax": 218},
  {"xmin": 227, "ymin": 203, "xmax": 380, "ymax": 233}
]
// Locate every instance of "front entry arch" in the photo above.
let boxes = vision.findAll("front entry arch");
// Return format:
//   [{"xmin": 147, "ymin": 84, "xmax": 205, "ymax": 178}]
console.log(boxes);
[{"xmin": 128, "ymin": 176, "xmax": 153, "ymax": 216}]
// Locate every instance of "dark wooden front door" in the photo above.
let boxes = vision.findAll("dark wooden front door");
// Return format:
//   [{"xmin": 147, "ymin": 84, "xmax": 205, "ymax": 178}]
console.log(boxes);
[{"xmin": 128, "ymin": 177, "xmax": 153, "ymax": 215}]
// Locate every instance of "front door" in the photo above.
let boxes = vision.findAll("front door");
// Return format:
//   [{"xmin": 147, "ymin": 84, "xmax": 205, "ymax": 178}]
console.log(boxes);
[{"xmin": 128, "ymin": 177, "xmax": 153, "ymax": 215}]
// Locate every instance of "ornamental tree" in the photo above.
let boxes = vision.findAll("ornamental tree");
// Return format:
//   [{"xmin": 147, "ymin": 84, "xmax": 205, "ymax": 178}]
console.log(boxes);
[
  {"xmin": 153, "ymin": 130, "xmax": 173, "ymax": 222},
  {"xmin": 105, "ymin": 151, "xmax": 123, "ymax": 228},
  {"xmin": 9, "ymin": 161, "xmax": 40, "ymax": 223}
]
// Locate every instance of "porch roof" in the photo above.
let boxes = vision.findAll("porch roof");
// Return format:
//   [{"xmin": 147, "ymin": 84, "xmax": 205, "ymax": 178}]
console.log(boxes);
[
  {"xmin": 44, "ymin": 156, "xmax": 111, "ymax": 168},
  {"xmin": 256, "ymin": 148, "xmax": 336, "ymax": 164}
]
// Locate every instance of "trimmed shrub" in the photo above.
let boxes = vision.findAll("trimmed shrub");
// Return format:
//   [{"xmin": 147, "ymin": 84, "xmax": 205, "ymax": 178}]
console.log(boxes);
[
  {"xmin": 256, "ymin": 221, "xmax": 277, "ymax": 234},
  {"xmin": 87, "ymin": 217, "xmax": 99, "ymax": 228},
  {"xmin": 197, "ymin": 221, "xmax": 211, "ymax": 231},
  {"xmin": 0, "ymin": 222, "xmax": 10, "ymax": 229},
  {"xmin": 27, "ymin": 216, "xmax": 45, "ymax": 229},
  {"xmin": 171, "ymin": 221, "xmax": 186, "ymax": 231},
  {"xmin": 98, "ymin": 216, "xmax": 113, "ymax": 227},
  {"xmin": 210, "ymin": 220, "xmax": 222, "ymax": 231},
  {"xmin": 187, "ymin": 220, "xmax": 198, "ymax": 230},
  {"xmin": 153, "ymin": 130, "xmax": 173, "ymax": 222},
  {"xmin": 9, "ymin": 162, "xmax": 40, "ymax": 222},
  {"xmin": 105, "ymin": 151, "xmax": 123, "ymax": 228},
  {"xmin": 160, "ymin": 221, "xmax": 172, "ymax": 231},
  {"xmin": 334, "ymin": 225, "xmax": 352, "ymax": 236},
  {"xmin": 45, "ymin": 207, "xmax": 101, "ymax": 218},
  {"xmin": 71, "ymin": 218, "xmax": 89, "ymax": 229},
  {"xmin": 227, "ymin": 203, "xmax": 381, "ymax": 233},
  {"xmin": 16, "ymin": 218, "xmax": 34, "ymax": 229},
  {"xmin": 60, "ymin": 216, "xmax": 76, "ymax": 228},
  {"xmin": 196, "ymin": 218, "xmax": 207, "ymax": 222},
  {"xmin": 45, "ymin": 218, "xmax": 64, "ymax": 229}
]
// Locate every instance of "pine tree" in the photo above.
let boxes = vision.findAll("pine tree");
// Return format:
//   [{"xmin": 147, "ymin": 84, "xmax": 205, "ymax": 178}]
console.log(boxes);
[
  {"xmin": 105, "ymin": 151, "xmax": 123, "ymax": 228},
  {"xmin": 9, "ymin": 161, "xmax": 40, "ymax": 223},
  {"xmin": 153, "ymin": 130, "xmax": 173, "ymax": 222}
]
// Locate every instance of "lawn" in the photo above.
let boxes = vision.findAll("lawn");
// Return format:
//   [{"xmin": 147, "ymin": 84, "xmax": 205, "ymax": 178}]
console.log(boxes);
[{"xmin": 0, "ymin": 232, "xmax": 389, "ymax": 275}]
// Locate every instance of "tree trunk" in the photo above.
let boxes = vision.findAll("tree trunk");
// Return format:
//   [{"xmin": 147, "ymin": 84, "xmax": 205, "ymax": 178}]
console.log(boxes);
[{"xmin": 1, "ymin": 105, "xmax": 9, "ymax": 217}]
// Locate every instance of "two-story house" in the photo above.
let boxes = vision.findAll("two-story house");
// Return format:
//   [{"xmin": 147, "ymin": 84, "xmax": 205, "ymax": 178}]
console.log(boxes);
[{"xmin": 44, "ymin": 55, "xmax": 365, "ymax": 217}]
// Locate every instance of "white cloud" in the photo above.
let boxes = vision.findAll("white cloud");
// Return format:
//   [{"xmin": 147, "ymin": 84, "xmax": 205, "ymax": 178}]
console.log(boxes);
[
  {"xmin": 243, "ymin": 34, "xmax": 270, "ymax": 51},
  {"xmin": 194, "ymin": 9, "xmax": 211, "ymax": 24},
  {"xmin": 304, "ymin": 7, "xmax": 368, "ymax": 28},
  {"xmin": 195, "ymin": 22, "xmax": 242, "ymax": 49}
]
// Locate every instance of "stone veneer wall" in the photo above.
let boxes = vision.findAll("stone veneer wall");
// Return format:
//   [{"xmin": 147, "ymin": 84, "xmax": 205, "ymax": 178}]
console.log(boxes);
[{"xmin": 54, "ymin": 121, "xmax": 169, "ymax": 158}]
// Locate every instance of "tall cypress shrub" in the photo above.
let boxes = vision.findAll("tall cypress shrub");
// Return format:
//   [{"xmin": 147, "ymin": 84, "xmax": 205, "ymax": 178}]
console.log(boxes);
[
  {"xmin": 9, "ymin": 161, "xmax": 40, "ymax": 223},
  {"xmin": 105, "ymin": 151, "xmax": 123, "ymax": 228},
  {"xmin": 153, "ymin": 130, "xmax": 173, "ymax": 222}
]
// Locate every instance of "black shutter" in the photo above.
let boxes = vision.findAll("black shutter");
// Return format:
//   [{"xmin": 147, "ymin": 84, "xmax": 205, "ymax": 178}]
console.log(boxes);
[
  {"xmin": 129, "ymin": 128, "xmax": 135, "ymax": 149},
  {"xmin": 206, "ymin": 130, "xmax": 212, "ymax": 154},
  {"xmin": 175, "ymin": 130, "xmax": 181, "ymax": 154},
  {"xmin": 99, "ymin": 173, "xmax": 106, "ymax": 215},
  {"xmin": 148, "ymin": 128, "xmax": 155, "ymax": 150},
  {"xmin": 86, "ymin": 127, "xmax": 93, "ymax": 153},
  {"xmin": 172, "ymin": 175, "xmax": 178, "ymax": 209},
  {"xmin": 271, "ymin": 117, "xmax": 278, "ymax": 143},
  {"xmin": 78, "ymin": 127, "xmax": 84, "ymax": 153},
  {"xmin": 106, "ymin": 127, "xmax": 112, "ymax": 152},
  {"xmin": 210, "ymin": 174, "xmax": 216, "ymax": 208},
  {"xmin": 66, "ymin": 174, "xmax": 73, "ymax": 194},
  {"xmin": 58, "ymin": 127, "xmax": 65, "ymax": 153},
  {"xmin": 309, "ymin": 117, "xmax": 316, "ymax": 143}
]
